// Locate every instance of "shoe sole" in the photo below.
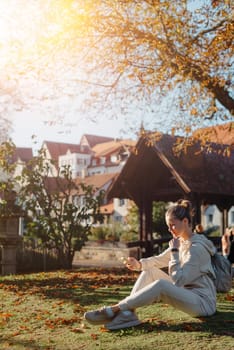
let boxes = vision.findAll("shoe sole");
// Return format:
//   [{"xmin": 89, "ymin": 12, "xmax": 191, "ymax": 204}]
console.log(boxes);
[
  {"xmin": 105, "ymin": 319, "xmax": 142, "ymax": 330},
  {"xmin": 84, "ymin": 314, "xmax": 114, "ymax": 325}
]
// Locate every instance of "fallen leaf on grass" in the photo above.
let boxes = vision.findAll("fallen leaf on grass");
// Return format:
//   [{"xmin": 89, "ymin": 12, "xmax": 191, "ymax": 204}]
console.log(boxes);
[
  {"xmin": 13, "ymin": 298, "xmax": 24, "ymax": 306},
  {"xmin": 0, "ymin": 269, "xmax": 136, "ymax": 300},
  {"xmin": 45, "ymin": 316, "xmax": 80, "ymax": 328},
  {"xmin": 0, "ymin": 312, "xmax": 13, "ymax": 321},
  {"xmin": 12, "ymin": 331, "xmax": 21, "ymax": 337},
  {"xmin": 72, "ymin": 327, "xmax": 86, "ymax": 333},
  {"xmin": 71, "ymin": 322, "xmax": 88, "ymax": 332},
  {"xmin": 52, "ymin": 301, "xmax": 64, "ymax": 308},
  {"xmin": 144, "ymin": 317, "xmax": 160, "ymax": 322},
  {"xmin": 2, "ymin": 342, "xmax": 14, "ymax": 348},
  {"xmin": 100, "ymin": 327, "xmax": 109, "ymax": 332},
  {"xmin": 157, "ymin": 320, "xmax": 168, "ymax": 327},
  {"xmin": 90, "ymin": 285, "xmax": 100, "ymax": 289},
  {"xmin": 73, "ymin": 304, "xmax": 86, "ymax": 313},
  {"xmin": 183, "ymin": 323, "xmax": 196, "ymax": 331},
  {"xmin": 75, "ymin": 344, "xmax": 86, "ymax": 350},
  {"xmin": 226, "ymin": 294, "xmax": 234, "ymax": 301},
  {"xmin": 91, "ymin": 333, "xmax": 99, "ymax": 340}
]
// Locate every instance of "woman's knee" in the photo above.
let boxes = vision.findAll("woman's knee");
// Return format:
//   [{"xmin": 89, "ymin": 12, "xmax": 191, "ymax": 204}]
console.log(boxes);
[
  {"xmin": 153, "ymin": 279, "xmax": 172, "ymax": 290},
  {"xmin": 131, "ymin": 270, "xmax": 155, "ymax": 292}
]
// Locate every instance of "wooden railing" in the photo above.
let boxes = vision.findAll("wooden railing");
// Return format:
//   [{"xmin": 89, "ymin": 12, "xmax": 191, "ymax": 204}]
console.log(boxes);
[{"xmin": 127, "ymin": 236, "xmax": 222, "ymax": 257}]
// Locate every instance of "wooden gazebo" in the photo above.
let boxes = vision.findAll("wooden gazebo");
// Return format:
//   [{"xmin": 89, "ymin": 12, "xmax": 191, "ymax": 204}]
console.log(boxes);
[{"xmin": 107, "ymin": 133, "xmax": 234, "ymax": 256}]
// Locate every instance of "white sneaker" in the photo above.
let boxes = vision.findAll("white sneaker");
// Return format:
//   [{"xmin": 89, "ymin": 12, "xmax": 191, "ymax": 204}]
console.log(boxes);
[
  {"xmin": 105, "ymin": 310, "xmax": 141, "ymax": 330},
  {"xmin": 84, "ymin": 307, "xmax": 114, "ymax": 325}
]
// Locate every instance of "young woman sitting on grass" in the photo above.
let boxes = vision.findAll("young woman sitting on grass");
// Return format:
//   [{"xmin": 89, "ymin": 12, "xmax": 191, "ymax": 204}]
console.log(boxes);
[{"xmin": 84, "ymin": 199, "xmax": 217, "ymax": 330}]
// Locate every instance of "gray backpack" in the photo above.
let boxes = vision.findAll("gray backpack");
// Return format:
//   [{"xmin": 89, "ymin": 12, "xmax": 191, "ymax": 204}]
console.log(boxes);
[{"xmin": 211, "ymin": 253, "xmax": 232, "ymax": 293}]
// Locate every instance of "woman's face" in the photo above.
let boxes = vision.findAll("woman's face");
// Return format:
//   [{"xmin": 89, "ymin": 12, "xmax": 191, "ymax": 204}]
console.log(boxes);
[{"xmin": 166, "ymin": 214, "xmax": 188, "ymax": 238}]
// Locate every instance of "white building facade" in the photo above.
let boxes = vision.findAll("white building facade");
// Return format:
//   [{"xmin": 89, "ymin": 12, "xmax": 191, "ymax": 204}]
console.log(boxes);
[{"xmin": 59, "ymin": 150, "xmax": 92, "ymax": 178}]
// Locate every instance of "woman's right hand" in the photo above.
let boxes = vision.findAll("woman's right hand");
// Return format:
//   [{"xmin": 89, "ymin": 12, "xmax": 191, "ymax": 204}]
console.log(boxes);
[{"xmin": 125, "ymin": 257, "xmax": 142, "ymax": 271}]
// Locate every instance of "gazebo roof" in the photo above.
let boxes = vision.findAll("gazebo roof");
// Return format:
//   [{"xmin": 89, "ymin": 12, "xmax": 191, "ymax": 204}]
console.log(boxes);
[{"xmin": 107, "ymin": 133, "xmax": 234, "ymax": 208}]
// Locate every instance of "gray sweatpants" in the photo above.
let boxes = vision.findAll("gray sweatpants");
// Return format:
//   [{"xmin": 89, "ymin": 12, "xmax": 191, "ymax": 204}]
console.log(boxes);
[{"xmin": 118, "ymin": 267, "xmax": 216, "ymax": 317}]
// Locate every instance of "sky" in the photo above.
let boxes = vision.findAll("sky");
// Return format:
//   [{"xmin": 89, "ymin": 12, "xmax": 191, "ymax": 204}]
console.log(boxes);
[
  {"xmin": 2, "ymin": 1, "xmax": 231, "ymax": 153},
  {"xmin": 10, "ymin": 110, "xmax": 135, "ymax": 151},
  {"xmin": 0, "ymin": 0, "xmax": 139, "ymax": 151}
]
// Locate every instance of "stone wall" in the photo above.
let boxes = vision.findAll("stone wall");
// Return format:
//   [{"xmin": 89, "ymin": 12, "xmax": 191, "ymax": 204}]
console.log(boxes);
[{"xmin": 73, "ymin": 241, "xmax": 141, "ymax": 268}]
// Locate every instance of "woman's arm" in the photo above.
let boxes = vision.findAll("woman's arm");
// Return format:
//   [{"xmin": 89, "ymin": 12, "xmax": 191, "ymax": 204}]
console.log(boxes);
[{"xmin": 139, "ymin": 247, "xmax": 171, "ymax": 270}]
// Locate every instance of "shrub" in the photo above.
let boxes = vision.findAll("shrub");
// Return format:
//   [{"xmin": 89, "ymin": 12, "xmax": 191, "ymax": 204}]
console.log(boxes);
[
  {"xmin": 204, "ymin": 225, "xmax": 220, "ymax": 237},
  {"xmin": 90, "ymin": 226, "xmax": 108, "ymax": 241},
  {"xmin": 119, "ymin": 230, "xmax": 138, "ymax": 242}
]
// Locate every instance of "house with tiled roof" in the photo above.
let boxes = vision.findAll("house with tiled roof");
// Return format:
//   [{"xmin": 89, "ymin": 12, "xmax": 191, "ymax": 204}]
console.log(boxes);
[
  {"xmin": 12, "ymin": 147, "xmax": 33, "ymax": 177},
  {"xmin": 39, "ymin": 136, "xmax": 136, "ymax": 224},
  {"xmin": 41, "ymin": 140, "xmax": 91, "ymax": 177},
  {"xmin": 42, "ymin": 140, "xmax": 83, "ymax": 161},
  {"xmin": 41, "ymin": 137, "xmax": 136, "ymax": 179},
  {"xmin": 80, "ymin": 134, "xmax": 115, "ymax": 149},
  {"xmin": 74, "ymin": 172, "xmax": 131, "ymax": 224},
  {"xmin": 88, "ymin": 139, "xmax": 136, "ymax": 176},
  {"xmin": 73, "ymin": 173, "xmax": 116, "ymax": 221},
  {"xmin": 75, "ymin": 173, "xmax": 117, "ymax": 196},
  {"xmin": 12, "ymin": 147, "xmax": 33, "ymax": 163},
  {"xmin": 0, "ymin": 146, "xmax": 33, "ymax": 192},
  {"xmin": 59, "ymin": 148, "xmax": 92, "ymax": 179}
]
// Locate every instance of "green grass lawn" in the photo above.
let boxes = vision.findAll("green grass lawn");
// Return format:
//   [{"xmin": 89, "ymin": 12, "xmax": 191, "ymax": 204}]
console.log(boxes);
[{"xmin": 0, "ymin": 268, "xmax": 233, "ymax": 350}]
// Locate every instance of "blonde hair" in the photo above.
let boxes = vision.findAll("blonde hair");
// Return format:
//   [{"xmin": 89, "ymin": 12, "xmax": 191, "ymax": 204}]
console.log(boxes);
[{"xmin": 166, "ymin": 199, "xmax": 194, "ymax": 224}]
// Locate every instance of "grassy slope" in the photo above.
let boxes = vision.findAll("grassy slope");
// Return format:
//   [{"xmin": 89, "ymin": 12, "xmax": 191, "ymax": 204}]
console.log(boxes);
[{"xmin": 0, "ymin": 268, "xmax": 233, "ymax": 350}]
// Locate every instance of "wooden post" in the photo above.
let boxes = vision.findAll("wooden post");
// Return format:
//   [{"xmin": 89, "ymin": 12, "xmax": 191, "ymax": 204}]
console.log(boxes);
[
  {"xmin": 217, "ymin": 203, "xmax": 232, "ymax": 235},
  {"xmin": 190, "ymin": 195, "xmax": 201, "ymax": 229},
  {"xmin": 140, "ymin": 195, "xmax": 153, "ymax": 257},
  {"xmin": 0, "ymin": 216, "xmax": 21, "ymax": 275},
  {"xmin": 221, "ymin": 208, "xmax": 228, "ymax": 235}
]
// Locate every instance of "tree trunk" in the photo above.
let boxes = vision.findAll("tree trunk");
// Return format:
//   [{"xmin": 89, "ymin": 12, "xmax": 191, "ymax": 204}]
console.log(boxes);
[
  {"xmin": 57, "ymin": 248, "xmax": 73, "ymax": 269},
  {"xmin": 189, "ymin": 62, "xmax": 234, "ymax": 114}
]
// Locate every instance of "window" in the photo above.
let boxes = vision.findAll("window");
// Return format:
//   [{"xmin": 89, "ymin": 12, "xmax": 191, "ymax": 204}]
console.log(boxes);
[
  {"xmin": 115, "ymin": 215, "xmax": 122, "ymax": 222},
  {"xmin": 77, "ymin": 158, "xmax": 84, "ymax": 165},
  {"xmin": 72, "ymin": 196, "xmax": 86, "ymax": 207},
  {"xmin": 72, "ymin": 196, "xmax": 79, "ymax": 206},
  {"xmin": 119, "ymin": 199, "xmax": 125, "ymax": 206},
  {"xmin": 111, "ymin": 155, "xmax": 118, "ymax": 162},
  {"xmin": 208, "ymin": 214, "xmax": 213, "ymax": 224}
]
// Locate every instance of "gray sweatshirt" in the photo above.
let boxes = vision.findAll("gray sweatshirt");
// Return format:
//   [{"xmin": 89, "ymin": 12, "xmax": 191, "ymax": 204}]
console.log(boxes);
[{"xmin": 140, "ymin": 234, "xmax": 217, "ymax": 307}]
